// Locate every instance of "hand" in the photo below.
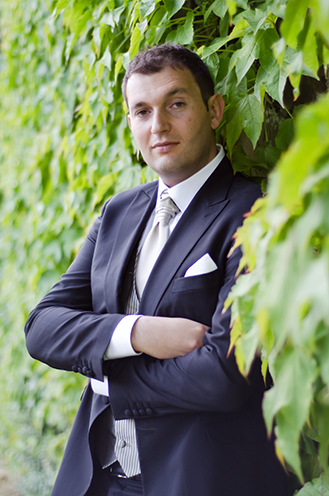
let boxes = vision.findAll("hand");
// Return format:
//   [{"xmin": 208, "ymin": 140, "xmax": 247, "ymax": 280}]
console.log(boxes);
[{"xmin": 131, "ymin": 316, "xmax": 209, "ymax": 359}]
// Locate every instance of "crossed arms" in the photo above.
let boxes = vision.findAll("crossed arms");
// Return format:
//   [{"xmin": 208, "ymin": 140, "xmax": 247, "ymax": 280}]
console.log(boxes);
[{"xmin": 25, "ymin": 195, "xmax": 254, "ymax": 419}]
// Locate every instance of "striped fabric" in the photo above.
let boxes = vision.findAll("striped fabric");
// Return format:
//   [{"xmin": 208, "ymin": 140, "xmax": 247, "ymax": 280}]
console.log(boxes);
[
  {"xmin": 114, "ymin": 418, "xmax": 141, "ymax": 476},
  {"xmin": 113, "ymin": 274, "xmax": 142, "ymax": 476}
]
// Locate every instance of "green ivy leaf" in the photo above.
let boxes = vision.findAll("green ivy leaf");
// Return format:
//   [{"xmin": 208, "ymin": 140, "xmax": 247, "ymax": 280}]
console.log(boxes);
[
  {"xmin": 54, "ymin": 0, "xmax": 70, "ymax": 11},
  {"xmin": 202, "ymin": 35, "xmax": 231, "ymax": 57},
  {"xmin": 242, "ymin": 8, "xmax": 270, "ymax": 34},
  {"xmin": 231, "ymin": 27, "xmax": 279, "ymax": 84},
  {"xmin": 237, "ymin": 323, "xmax": 260, "ymax": 374},
  {"xmin": 275, "ymin": 94, "xmax": 329, "ymax": 208},
  {"xmin": 281, "ymin": 0, "xmax": 309, "ymax": 50},
  {"xmin": 242, "ymin": 94, "xmax": 264, "ymax": 148},
  {"xmin": 202, "ymin": 17, "xmax": 247, "ymax": 58},
  {"xmin": 255, "ymin": 62, "xmax": 287, "ymax": 107},
  {"xmin": 140, "ymin": 0, "xmax": 158, "ymax": 18},
  {"xmin": 205, "ymin": 0, "xmax": 228, "ymax": 22},
  {"xmin": 295, "ymin": 475, "xmax": 329, "ymax": 496},
  {"xmin": 263, "ymin": 347, "xmax": 317, "ymax": 478},
  {"xmin": 166, "ymin": 11, "xmax": 194, "ymax": 45},
  {"xmin": 310, "ymin": 0, "xmax": 329, "ymax": 46},
  {"xmin": 129, "ymin": 20, "xmax": 148, "ymax": 58},
  {"xmin": 236, "ymin": 0, "xmax": 248, "ymax": 8},
  {"xmin": 100, "ymin": 46, "xmax": 112, "ymax": 71},
  {"xmin": 275, "ymin": 119, "xmax": 294, "ymax": 152},
  {"xmin": 96, "ymin": 172, "xmax": 119, "ymax": 204},
  {"xmin": 256, "ymin": 145, "xmax": 281, "ymax": 169},
  {"xmin": 163, "ymin": 0, "xmax": 185, "ymax": 18},
  {"xmin": 203, "ymin": 52, "xmax": 220, "ymax": 82},
  {"xmin": 226, "ymin": 83, "xmax": 263, "ymax": 151},
  {"xmin": 102, "ymin": 6, "xmax": 125, "ymax": 27},
  {"xmin": 301, "ymin": 17, "xmax": 319, "ymax": 77}
]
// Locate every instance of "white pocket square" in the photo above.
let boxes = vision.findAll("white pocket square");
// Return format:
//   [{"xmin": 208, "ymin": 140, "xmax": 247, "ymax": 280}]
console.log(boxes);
[{"xmin": 184, "ymin": 253, "xmax": 218, "ymax": 278}]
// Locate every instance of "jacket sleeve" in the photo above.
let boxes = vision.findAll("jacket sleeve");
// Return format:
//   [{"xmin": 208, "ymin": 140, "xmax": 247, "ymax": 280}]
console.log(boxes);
[
  {"xmin": 108, "ymin": 242, "xmax": 259, "ymax": 419},
  {"xmin": 24, "ymin": 209, "xmax": 125, "ymax": 381}
]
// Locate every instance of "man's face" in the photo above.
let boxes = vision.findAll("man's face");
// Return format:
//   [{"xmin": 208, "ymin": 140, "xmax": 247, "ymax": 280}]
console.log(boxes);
[{"xmin": 126, "ymin": 66, "xmax": 224, "ymax": 187}]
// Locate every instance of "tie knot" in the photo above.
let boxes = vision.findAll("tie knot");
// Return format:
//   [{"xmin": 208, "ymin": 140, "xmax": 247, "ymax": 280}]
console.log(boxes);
[{"xmin": 156, "ymin": 191, "xmax": 180, "ymax": 226}]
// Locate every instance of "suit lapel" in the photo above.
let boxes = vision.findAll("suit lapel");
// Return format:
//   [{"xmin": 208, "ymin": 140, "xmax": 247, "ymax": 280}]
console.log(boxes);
[
  {"xmin": 139, "ymin": 157, "xmax": 234, "ymax": 316},
  {"xmin": 104, "ymin": 183, "xmax": 158, "ymax": 313}
]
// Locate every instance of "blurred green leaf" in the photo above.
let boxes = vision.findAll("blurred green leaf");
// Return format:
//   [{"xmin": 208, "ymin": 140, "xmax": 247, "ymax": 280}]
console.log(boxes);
[
  {"xmin": 296, "ymin": 475, "xmax": 329, "ymax": 496},
  {"xmin": 166, "ymin": 11, "xmax": 194, "ymax": 45},
  {"xmin": 163, "ymin": 0, "xmax": 185, "ymax": 18},
  {"xmin": 281, "ymin": 0, "xmax": 309, "ymax": 50}
]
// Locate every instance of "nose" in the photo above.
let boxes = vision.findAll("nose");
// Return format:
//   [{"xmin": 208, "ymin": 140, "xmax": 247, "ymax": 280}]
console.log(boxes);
[{"xmin": 151, "ymin": 109, "xmax": 170, "ymax": 134}]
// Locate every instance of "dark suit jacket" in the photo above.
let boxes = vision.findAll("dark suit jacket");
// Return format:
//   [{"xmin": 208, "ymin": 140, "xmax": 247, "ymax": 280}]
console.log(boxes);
[{"xmin": 25, "ymin": 157, "xmax": 289, "ymax": 496}]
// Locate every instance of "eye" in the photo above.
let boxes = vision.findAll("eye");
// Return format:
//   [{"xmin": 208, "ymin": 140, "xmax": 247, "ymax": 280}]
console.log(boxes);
[
  {"xmin": 172, "ymin": 101, "xmax": 185, "ymax": 109},
  {"xmin": 135, "ymin": 109, "xmax": 149, "ymax": 117}
]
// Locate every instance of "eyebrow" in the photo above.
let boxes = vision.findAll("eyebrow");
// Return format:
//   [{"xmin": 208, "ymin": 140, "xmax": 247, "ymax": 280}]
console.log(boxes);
[{"xmin": 129, "ymin": 87, "xmax": 190, "ymax": 113}]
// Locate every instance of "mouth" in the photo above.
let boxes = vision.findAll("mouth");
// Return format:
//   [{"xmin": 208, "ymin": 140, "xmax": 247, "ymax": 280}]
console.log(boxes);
[{"xmin": 152, "ymin": 141, "xmax": 179, "ymax": 153}]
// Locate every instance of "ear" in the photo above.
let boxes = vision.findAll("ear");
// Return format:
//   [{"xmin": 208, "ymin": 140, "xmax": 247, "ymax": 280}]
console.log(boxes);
[
  {"xmin": 208, "ymin": 94, "xmax": 225, "ymax": 130},
  {"xmin": 128, "ymin": 114, "xmax": 132, "ymax": 130}
]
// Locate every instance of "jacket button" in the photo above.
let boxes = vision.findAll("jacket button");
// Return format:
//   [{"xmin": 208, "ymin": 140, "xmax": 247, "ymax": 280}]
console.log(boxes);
[
  {"xmin": 132, "ymin": 409, "xmax": 139, "ymax": 416},
  {"xmin": 124, "ymin": 409, "xmax": 133, "ymax": 418},
  {"xmin": 82, "ymin": 366, "xmax": 89, "ymax": 375},
  {"xmin": 72, "ymin": 365, "xmax": 79, "ymax": 373},
  {"xmin": 139, "ymin": 409, "xmax": 146, "ymax": 416},
  {"xmin": 146, "ymin": 408, "xmax": 153, "ymax": 416}
]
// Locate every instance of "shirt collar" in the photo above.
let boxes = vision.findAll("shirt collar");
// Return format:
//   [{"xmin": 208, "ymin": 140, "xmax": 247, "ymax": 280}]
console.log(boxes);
[{"xmin": 157, "ymin": 145, "xmax": 225, "ymax": 214}]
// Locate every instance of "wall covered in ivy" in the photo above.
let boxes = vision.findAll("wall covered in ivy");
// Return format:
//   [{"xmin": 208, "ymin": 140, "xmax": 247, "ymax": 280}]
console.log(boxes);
[{"xmin": 0, "ymin": 0, "xmax": 328, "ymax": 494}]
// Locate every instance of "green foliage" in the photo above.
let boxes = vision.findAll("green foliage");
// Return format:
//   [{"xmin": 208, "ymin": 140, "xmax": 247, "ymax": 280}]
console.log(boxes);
[
  {"xmin": 297, "ymin": 475, "xmax": 329, "ymax": 496},
  {"xmin": 227, "ymin": 76, "xmax": 329, "ymax": 496},
  {"xmin": 0, "ymin": 0, "xmax": 328, "ymax": 493}
]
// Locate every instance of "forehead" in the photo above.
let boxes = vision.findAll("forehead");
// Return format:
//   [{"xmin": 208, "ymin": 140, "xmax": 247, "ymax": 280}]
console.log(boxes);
[{"xmin": 126, "ymin": 66, "xmax": 201, "ymax": 110}]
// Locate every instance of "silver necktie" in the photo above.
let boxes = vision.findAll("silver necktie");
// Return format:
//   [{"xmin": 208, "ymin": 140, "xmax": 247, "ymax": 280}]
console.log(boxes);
[{"xmin": 135, "ymin": 190, "xmax": 180, "ymax": 296}]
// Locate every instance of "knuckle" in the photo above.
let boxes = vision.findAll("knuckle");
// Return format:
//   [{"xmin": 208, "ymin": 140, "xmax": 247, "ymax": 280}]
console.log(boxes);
[{"xmin": 189, "ymin": 337, "xmax": 201, "ymax": 351}]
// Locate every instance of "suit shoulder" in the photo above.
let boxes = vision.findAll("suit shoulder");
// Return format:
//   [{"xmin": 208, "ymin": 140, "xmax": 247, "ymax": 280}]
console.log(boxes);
[
  {"xmin": 101, "ymin": 180, "xmax": 158, "ymax": 213},
  {"xmin": 229, "ymin": 172, "xmax": 263, "ymax": 202}
]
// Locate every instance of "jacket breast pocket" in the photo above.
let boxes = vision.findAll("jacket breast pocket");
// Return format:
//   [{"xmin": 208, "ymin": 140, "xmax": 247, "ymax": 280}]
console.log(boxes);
[{"xmin": 169, "ymin": 269, "xmax": 221, "ymax": 326}]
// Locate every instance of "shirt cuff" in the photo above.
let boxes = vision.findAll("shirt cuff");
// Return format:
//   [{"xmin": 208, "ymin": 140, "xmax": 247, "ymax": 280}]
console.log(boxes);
[
  {"xmin": 105, "ymin": 315, "xmax": 142, "ymax": 359},
  {"xmin": 91, "ymin": 376, "xmax": 109, "ymax": 396}
]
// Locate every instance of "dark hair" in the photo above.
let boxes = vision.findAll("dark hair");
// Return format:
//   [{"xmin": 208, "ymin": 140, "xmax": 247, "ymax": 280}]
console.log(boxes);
[{"xmin": 122, "ymin": 44, "xmax": 215, "ymax": 109}]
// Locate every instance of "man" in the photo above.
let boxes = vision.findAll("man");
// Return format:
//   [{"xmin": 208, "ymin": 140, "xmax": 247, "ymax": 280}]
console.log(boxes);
[{"xmin": 25, "ymin": 44, "xmax": 288, "ymax": 496}]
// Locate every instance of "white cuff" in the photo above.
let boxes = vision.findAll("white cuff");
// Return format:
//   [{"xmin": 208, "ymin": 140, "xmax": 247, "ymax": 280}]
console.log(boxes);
[
  {"xmin": 105, "ymin": 315, "xmax": 142, "ymax": 359},
  {"xmin": 91, "ymin": 376, "xmax": 109, "ymax": 396}
]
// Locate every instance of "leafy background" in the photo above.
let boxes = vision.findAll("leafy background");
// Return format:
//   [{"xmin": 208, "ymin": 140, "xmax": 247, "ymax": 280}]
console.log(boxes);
[{"xmin": 0, "ymin": 0, "xmax": 328, "ymax": 494}]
